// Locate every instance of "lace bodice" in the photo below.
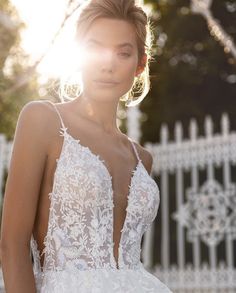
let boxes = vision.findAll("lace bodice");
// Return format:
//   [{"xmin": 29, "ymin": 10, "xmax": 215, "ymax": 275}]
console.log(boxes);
[{"xmin": 31, "ymin": 101, "xmax": 160, "ymax": 275}]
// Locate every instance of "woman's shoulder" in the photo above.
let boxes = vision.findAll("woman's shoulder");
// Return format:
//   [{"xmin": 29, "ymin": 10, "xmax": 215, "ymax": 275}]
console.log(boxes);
[
  {"xmin": 17, "ymin": 99, "xmax": 63, "ymax": 143},
  {"xmin": 131, "ymin": 139, "xmax": 153, "ymax": 175},
  {"xmin": 17, "ymin": 100, "xmax": 48, "ymax": 130},
  {"xmin": 19, "ymin": 99, "xmax": 51, "ymax": 120},
  {"xmin": 21, "ymin": 99, "xmax": 57, "ymax": 115},
  {"xmin": 19, "ymin": 99, "xmax": 62, "ymax": 128}
]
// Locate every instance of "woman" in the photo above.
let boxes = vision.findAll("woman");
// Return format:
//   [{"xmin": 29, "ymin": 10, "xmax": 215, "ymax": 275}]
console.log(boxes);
[{"xmin": 1, "ymin": 0, "xmax": 172, "ymax": 292}]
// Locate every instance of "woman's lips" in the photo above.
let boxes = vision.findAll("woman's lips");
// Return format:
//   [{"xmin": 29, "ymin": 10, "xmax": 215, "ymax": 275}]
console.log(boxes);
[{"xmin": 94, "ymin": 80, "xmax": 119, "ymax": 87}]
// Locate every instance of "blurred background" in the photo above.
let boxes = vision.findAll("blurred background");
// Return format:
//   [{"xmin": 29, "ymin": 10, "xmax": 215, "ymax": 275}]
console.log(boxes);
[{"xmin": 0, "ymin": 0, "xmax": 236, "ymax": 292}]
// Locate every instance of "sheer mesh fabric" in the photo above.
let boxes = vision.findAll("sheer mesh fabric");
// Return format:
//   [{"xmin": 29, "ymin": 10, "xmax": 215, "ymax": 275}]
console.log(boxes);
[{"xmin": 30, "ymin": 101, "xmax": 172, "ymax": 292}]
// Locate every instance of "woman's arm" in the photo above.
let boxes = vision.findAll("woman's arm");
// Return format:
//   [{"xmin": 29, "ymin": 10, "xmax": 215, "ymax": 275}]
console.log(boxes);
[{"xmin": 0, "ymin": 101, "xmax": 50, "ymax": 292}]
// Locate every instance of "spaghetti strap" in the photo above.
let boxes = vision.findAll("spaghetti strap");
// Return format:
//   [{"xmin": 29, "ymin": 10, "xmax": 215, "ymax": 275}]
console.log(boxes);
[
  {"xmin": 45, "ymin": 100, "xmax": 66, "ymax": 130},
  {"xmin": 128, "ymin": 138, "xmax": 141, "ymax": 162}
]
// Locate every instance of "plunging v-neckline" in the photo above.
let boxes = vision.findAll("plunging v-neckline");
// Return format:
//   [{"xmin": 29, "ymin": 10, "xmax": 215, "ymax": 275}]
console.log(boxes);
[
  {"xmin": 60, "ymin": 126, "xmax": 143, "ymax": 269},
  {"xmin": 61, "ymin": 126, "xmax": 143, "ymax": 186}
]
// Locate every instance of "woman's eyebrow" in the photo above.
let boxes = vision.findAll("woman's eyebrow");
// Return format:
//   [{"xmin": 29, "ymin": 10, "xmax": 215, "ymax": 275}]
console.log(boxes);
[
  {"xmin": 86, "ymin": 38, "xmax": 134, "ymax": 49},
  {"xmin": 86, "ymin": 39, "xmax": 101, "ymax": 45},
  {"xmin": 117, "ymin": 43, "xmax": 134, "ymax": 49}
]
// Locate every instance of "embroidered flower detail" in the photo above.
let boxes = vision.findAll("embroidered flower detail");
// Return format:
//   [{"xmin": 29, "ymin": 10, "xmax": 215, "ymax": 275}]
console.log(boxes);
[{"xmin": 31, "ymin": 130, "xmax": 160, "ymax": 276}]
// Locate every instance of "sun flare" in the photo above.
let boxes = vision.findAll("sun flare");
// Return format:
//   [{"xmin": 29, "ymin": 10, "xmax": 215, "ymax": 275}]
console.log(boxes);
[{"xmin": 10, "ymin": 0, "xmax": 85, "ymax": 82}]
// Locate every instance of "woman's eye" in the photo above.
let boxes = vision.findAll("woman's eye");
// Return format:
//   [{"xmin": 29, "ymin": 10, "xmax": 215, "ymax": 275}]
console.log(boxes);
[
  {"xmin": 86, "ymin": 43, "xmax": 100, "ymax": 50},
  {"xmin": 119, "ymin": 52, "xmax": 131, "ymax": 57},
  {"xmin": 87, "ymin": 44, "xmax": 97, "ymax": 49}
]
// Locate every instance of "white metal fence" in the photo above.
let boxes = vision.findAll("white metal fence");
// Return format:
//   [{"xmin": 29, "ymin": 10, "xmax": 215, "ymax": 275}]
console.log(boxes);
[
  {"xmin": 0, "ymin": 134, "xmax": 12, "ymax": 211},
  {"xmin": 142, "ymin": 113, "xmax": 236, "ymax": 292}
]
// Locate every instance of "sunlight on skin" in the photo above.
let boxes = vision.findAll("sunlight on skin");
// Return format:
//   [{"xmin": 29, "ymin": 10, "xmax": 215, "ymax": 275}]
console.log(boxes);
[{"xmin": 78, "ymin": 18, "xmax": 140, "ymax": 106}]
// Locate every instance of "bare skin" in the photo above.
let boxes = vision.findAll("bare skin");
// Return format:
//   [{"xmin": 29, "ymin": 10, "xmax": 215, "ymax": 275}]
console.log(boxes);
[{"xmin": 1, "ymin": 18, "xmax": 153, "ymax": 292}]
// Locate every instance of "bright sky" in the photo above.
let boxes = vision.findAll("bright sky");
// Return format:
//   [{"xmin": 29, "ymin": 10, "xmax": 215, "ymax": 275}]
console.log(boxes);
[{"xmin": 10, "ymin": 0, "xmax": 84, "ymax": 82}]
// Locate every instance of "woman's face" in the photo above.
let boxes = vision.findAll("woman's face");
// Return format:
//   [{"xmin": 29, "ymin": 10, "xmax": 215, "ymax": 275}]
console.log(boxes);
[{"xmin": 79, "ymin": 17, "xmax": 140, "ymax": 103}]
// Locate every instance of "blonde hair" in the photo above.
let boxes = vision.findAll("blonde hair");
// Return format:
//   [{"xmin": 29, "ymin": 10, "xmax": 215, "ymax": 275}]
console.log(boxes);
[{"xmin": 60, "ymin": 0, "xmax": 154, "ymax": 107}]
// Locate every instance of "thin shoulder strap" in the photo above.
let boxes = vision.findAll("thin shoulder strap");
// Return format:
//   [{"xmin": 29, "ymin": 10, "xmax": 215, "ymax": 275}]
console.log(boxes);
[
  {"xmin": 46, "ymin": 100, "xmax": 66, "ymax": 130},
  {"xmin": 129, "ymin": 138, "xmax": 141, "ymax": 162}
]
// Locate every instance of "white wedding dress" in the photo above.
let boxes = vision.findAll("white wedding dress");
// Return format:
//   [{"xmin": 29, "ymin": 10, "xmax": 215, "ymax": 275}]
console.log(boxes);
[{"xmin": 30, "ymin": 101, "xmax": 172, "ymax": 292}]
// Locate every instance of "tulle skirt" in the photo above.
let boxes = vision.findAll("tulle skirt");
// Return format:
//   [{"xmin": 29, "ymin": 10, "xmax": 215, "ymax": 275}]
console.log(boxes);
[{"xmin": 34, "ymin": 266, "xmax": 172, "ymax": 293}]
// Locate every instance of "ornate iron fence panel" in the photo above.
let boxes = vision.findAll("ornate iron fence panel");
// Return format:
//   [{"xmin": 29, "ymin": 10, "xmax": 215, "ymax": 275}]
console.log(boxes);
[{"xmin": 141, "ymin": 114, "xmax": 236, "ymax": 292}]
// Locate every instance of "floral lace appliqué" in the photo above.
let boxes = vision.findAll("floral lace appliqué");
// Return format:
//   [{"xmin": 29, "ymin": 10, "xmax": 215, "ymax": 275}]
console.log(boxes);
[{"xmin": 30, "ymin": 126, "xmax": 172, "ymax": 292}]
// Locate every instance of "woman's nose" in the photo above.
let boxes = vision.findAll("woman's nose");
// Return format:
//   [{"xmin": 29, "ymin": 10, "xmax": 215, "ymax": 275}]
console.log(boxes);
[{"xmin": 100, "ymin": 49, "xmax": 116, "ymax": 72}]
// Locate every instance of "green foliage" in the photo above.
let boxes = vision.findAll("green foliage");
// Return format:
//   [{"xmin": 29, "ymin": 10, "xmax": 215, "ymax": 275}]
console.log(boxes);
[
  {"xmin": 0, "ymin": 0, "xmax": 39, "ymax": 140},
  {"xmin": 140, "ymin": 0, "xmax": 236, "ymax": 143}
]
